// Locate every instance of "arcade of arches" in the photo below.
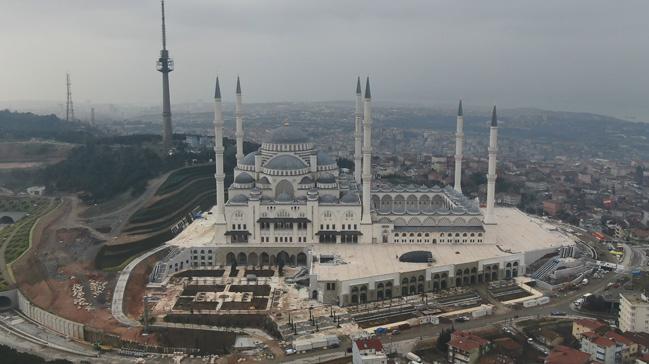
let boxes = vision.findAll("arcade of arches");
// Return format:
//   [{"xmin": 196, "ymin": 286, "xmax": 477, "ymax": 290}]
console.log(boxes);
[
  {"xmin": 339, "ymin": 261, "xmax": 520, "ymax": 306},
  {"xmin": 225, "ymin": 250, "xmax": 308, "ymax": 267}
]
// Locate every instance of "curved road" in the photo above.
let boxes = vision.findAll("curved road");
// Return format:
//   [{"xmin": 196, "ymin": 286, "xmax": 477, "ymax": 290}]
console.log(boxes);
[{"xmin": 111, "ymin": 245, "xmax": 169, "ymax": 327}]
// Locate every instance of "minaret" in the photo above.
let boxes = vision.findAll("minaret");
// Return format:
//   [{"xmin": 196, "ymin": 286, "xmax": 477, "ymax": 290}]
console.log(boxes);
[
  {"xmin": 454, "ymin": 100, "xmax": 464, "ymax": 193},
  {"xmin": 213, "ymin": 77, "xmax": 226, "ymax": 224},
  {"xmin": 235, "ymin": 76, "xmax": 244, "ymax": 163},
  {"xmin": 354, "ymin": 77, "xmax": 363, "ymax": 185},
  {"xmin": 157, "ymin": 0, "xmax": 174, "ymax": 149},
  {"xmin": 361, "ymin": 77, "xmax": 373, "ymax": 224},
  {"xmin": 484, "ymin": 106, "xmax": 498, "ymax": 224}
]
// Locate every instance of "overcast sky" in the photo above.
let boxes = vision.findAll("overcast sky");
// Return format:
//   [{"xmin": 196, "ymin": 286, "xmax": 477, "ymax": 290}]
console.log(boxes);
[{"xmin": 1, "ymin": 0, "xmax": 648, "ymax": 119}]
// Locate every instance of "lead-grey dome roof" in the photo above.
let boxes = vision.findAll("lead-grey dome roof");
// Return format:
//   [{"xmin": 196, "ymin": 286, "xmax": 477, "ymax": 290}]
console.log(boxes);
[
  {"xmin": 268, "ymin": 124, "xmax": 309, "ymax": 144},
  {"xmin": 265, "ymin": 155, "xmax": 307, "ymax": 170},
  {"xmin": 340, "ymin": 191, "xmax": 359, "ymax": 203},
  {"xmin": 319, "ymin": 195, "xmax": 338, "ymax": 203},
  {"xmin": 258, "ymin": 176, "xmax": 270, "ymax": 184},
  {"xmin": 317, "ymin": 151, "xmax": 336, "ymax": 165},
  {"xmin": 240, "ymin": 152, "xmax": 256, "ymax": 165},
  {"xmin": 318, "ymin": 172, "xmax": 336, "ymax": 184},
  {"xmin": 229, "ymin": 194, "xmax": 248, "ymax": 203},
  {"xmin": 234, "ymin": 172, "xmax": 254, "ymax": 184}
]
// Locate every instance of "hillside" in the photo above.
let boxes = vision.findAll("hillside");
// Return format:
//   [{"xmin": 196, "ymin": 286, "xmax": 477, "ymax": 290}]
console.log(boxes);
[{"xmin": 0, "ymin": 109, "xmax": 99, "ymax": 142}]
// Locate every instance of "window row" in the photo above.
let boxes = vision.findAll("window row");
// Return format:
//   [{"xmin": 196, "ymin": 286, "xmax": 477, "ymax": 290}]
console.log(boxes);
[
  {"xmin": 259, "ymin": 236, "xmax": 307, "ymax": 243},
  {"xmin": 393, "ymin": 232, "xmax": 483, "ymax": 238},
  {"xmin": 393, "ymin": 238, "xmax": 483, "ymax": 244},
  {"xmin": 319, "ymin": 223, "xmax": 357, "ymax": 231}
]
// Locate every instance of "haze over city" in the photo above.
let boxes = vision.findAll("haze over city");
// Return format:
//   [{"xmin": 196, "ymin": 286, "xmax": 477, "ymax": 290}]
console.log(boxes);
[
  {"xmin": 3, "ymin": 1, "xmax": 649, "ymax": 363},
  {"xmin": 1, "ymin": 0, "xmax": 649, "ymax": 120}
]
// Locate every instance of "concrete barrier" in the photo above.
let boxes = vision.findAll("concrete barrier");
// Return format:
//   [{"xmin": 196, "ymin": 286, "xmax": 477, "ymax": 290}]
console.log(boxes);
[{"xmin": 16, "ymin": 290, "xmax": 85, "ymax": 340}]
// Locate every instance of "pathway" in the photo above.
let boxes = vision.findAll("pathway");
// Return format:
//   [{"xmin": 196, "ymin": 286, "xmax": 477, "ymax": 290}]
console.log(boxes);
[{"xmin": 111, "ymin": 244, "xmax": 169, "ymax": 327}]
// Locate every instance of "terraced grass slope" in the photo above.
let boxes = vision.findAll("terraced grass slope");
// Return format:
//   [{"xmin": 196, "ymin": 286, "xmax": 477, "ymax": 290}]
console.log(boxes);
[
  {"xmin": 96, "ymin": 164, "xmax": 229, "ymax": 270},
  {"xmin": 0, "ymin": 196, "xmax": 54, "ymax": 290}
]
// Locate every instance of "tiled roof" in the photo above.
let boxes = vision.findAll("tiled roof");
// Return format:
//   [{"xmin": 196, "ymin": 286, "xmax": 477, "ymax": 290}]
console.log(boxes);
[
  {"xmin": 449, "ymin": 331, "xmax": 490, "ymax": 352},
  {"xmin": 354, "ymin": 338, "xmax": 384, "ymax": 352},
  {"xmin": 545, "ymin": 345, "xmax": 591, "ymax": 364},
  {"xmin": 574, "ymin": 318, "xmax": 608, "ymax": 331}
]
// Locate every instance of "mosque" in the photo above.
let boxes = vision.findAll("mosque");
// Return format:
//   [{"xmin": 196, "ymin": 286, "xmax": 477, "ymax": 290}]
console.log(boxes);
[{"xmin": 151, "ymin": 76, "xmax": 573, "ymax": 306}]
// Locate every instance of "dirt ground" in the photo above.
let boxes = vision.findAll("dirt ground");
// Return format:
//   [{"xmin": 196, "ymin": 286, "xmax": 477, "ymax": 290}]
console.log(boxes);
[
  {"xmin": 11, "ymin": 195, "xmax": 156, "ymax": 341},
  {"xmin": 124, "ymin": 250, "xmax": 168, "ymax": 319}
]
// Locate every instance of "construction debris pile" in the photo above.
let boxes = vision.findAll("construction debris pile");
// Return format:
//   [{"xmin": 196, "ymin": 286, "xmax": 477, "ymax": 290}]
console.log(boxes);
[
  {"xmin": 72, "ymin": 283, "xmax": 92, "ymax": 311},
  {"xmin": 89, "ymin": 279, "xmax": 107, "ymax": 298}
]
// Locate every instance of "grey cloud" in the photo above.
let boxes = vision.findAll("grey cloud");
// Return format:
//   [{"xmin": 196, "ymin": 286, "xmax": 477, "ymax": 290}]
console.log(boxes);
[{"xmin": 0, "ymin": 0, "xmax": 648, "ymax": 119}]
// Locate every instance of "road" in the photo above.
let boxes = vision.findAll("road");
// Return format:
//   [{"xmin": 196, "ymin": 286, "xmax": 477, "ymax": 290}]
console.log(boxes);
[{"xmin": 279, "ymin": 251, "xmax": 634, "ymax": 363}]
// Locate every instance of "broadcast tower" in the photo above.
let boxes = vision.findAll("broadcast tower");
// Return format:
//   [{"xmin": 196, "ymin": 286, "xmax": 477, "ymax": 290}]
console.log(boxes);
[{"xmin": 156, "ymin": 0, "xmax": 174, "ymax": 149}]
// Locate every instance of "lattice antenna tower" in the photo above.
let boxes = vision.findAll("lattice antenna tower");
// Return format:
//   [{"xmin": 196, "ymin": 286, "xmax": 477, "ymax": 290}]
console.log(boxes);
[{"xmin": 65, "ymin": 73, "xmax": 74, "ymax": 122}]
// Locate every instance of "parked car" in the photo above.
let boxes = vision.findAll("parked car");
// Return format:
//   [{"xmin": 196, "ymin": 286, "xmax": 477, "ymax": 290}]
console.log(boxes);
[
  {"xmin": 551, "ymin": 311, "xmax": 566, "ymax": 316},
  {"xmin": 285, "ymin": 348, "xmax": 296, "ymax": 355}
]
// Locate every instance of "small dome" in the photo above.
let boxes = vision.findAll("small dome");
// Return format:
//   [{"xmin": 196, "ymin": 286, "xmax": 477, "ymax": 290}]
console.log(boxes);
[
  {"xmin": 234, "ymin": 172, "xmax": 254, "ymax": 184},
  {"xmin": 317, "ymin": 151, "xmax": 336, "ymax": 165},
  {"xmin": 299, "ymin": 176, "xmax": 314, "ymax": 184},
  {"xmin": 229, "ymin": 194, "xmax": 248, "ymax": 203},
  {"xmin": 340, "ymin": 191, "xmax": 359, "ymax": 203},
  {"xmin": 258, "ymin": 176, "xmax": 270, "ymax": 184},
  {"xmin": 240, "ymin": 151, "xmax": 257, "ymax": 165},
  {"xmin": 399, "ymin": 251, "xmax": 434, "ymax": 263},
  {"xmin": 265, "ymin": 155, "xmax": 308, "ymax": 170},
  {"xmin": 267, "ymin": 124, "xmax": 309, "ymax": 144},
  {"xmin": 319, "ymin": 195, "xmax": 338, "ymax": 203},
  {"xmin": 318, "ymin": 173, "xmax": 336, "ymax": 184}
]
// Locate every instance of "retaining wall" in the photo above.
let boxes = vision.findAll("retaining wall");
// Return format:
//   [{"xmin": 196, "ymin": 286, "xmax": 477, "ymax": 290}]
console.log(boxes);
[{"xmin": 17, "ymin": 290, "xmax": 85, "ymax": 340}]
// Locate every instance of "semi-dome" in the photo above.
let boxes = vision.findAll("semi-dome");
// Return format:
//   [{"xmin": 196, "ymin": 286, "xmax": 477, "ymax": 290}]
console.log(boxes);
[
  {"xmin": 234, "ymin": 172, "xmax": 254, "ymax": 184},
  {"xmin": 267, "ymin": 124, "xmax": 309, "ymax": 144},
  {"xmin": 319, "ymin": 195, "xmax": 338, "ymax": 203},
  {"xmin": 265, "ymin": 155, "xmax": 308, "ymax": 170},
  {"xmin": 299, "ymin": 176, "xmax": 314, "ymax": 184},
  {"xmin": 317, "ymin": 151, "xmax": 336, "ymax": 165},
  {"xmin": 229, "ymin": 194, "xmax": 249, "ymax": 203},
  {"xmin": 258, "ymin": 176, "xmax": 270, "ymax": 184},
  {"xmin": 340, "ymin": 191, "xmax": 359, "ymax": 203},
  {"xmin": 317, "ymin": 173, "xmax": 336, "ymax": 184},
  {"xmin": 240, "ymin": 152, "xmax": 256, "ymax": 165}
]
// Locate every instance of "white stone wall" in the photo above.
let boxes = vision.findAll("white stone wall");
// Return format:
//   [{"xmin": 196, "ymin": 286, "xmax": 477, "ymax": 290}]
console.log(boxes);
[{"xmin": 17, "ymin": 290, "xmax": 85, "ymax": 340}]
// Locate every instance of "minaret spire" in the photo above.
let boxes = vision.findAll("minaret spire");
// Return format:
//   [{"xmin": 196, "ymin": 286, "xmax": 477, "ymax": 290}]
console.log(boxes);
[
  {"xmin": 454, "ymin": 99, "xmax": 464, "ymax": 193},
  {"xmin": 235, "ymin": 76, "xmax": 244, "ymax": 163},
  {"xmin": 354, "ymin": 77, "xmax": 363, "ymax": 185},
  {"xmin": 157, "ymin": 0, "xmax": 174, "ymax": 149},
  {"xmin": 213, "ymin": 76, "xmax": 226, "ymax": 224},
  {"xmin": 361, "ymin": 77, "xmax": 373, "ymax": 227},
  {"xmin": 485, "ymin": 105, "xmax": 499, "ymax": 224}
]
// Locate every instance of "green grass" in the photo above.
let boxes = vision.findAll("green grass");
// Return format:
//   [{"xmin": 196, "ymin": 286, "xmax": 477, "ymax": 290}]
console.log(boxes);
[
  {"xmin": 3, "ymin": 198, "xmax": 56, "ymax": 264},
  {"xmin": 0, "ymin": 196, "xmax": 55, "ymax": 291},
  {"xmin": 130, "ymin": 177, "xmax": 215, "ymax": 224},
  {"xmin": 155, "ymin": 164, "xmax": 215, "ymax": 196},
  {"xmin": 0, "ymin": 196, "xmax": 48, "ymax": 213}
]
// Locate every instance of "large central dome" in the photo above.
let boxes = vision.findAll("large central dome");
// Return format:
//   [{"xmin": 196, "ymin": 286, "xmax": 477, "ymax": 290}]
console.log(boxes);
[{"xmin": 267, "ymin": 123, "xmax": 309, "ymax": 144}]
